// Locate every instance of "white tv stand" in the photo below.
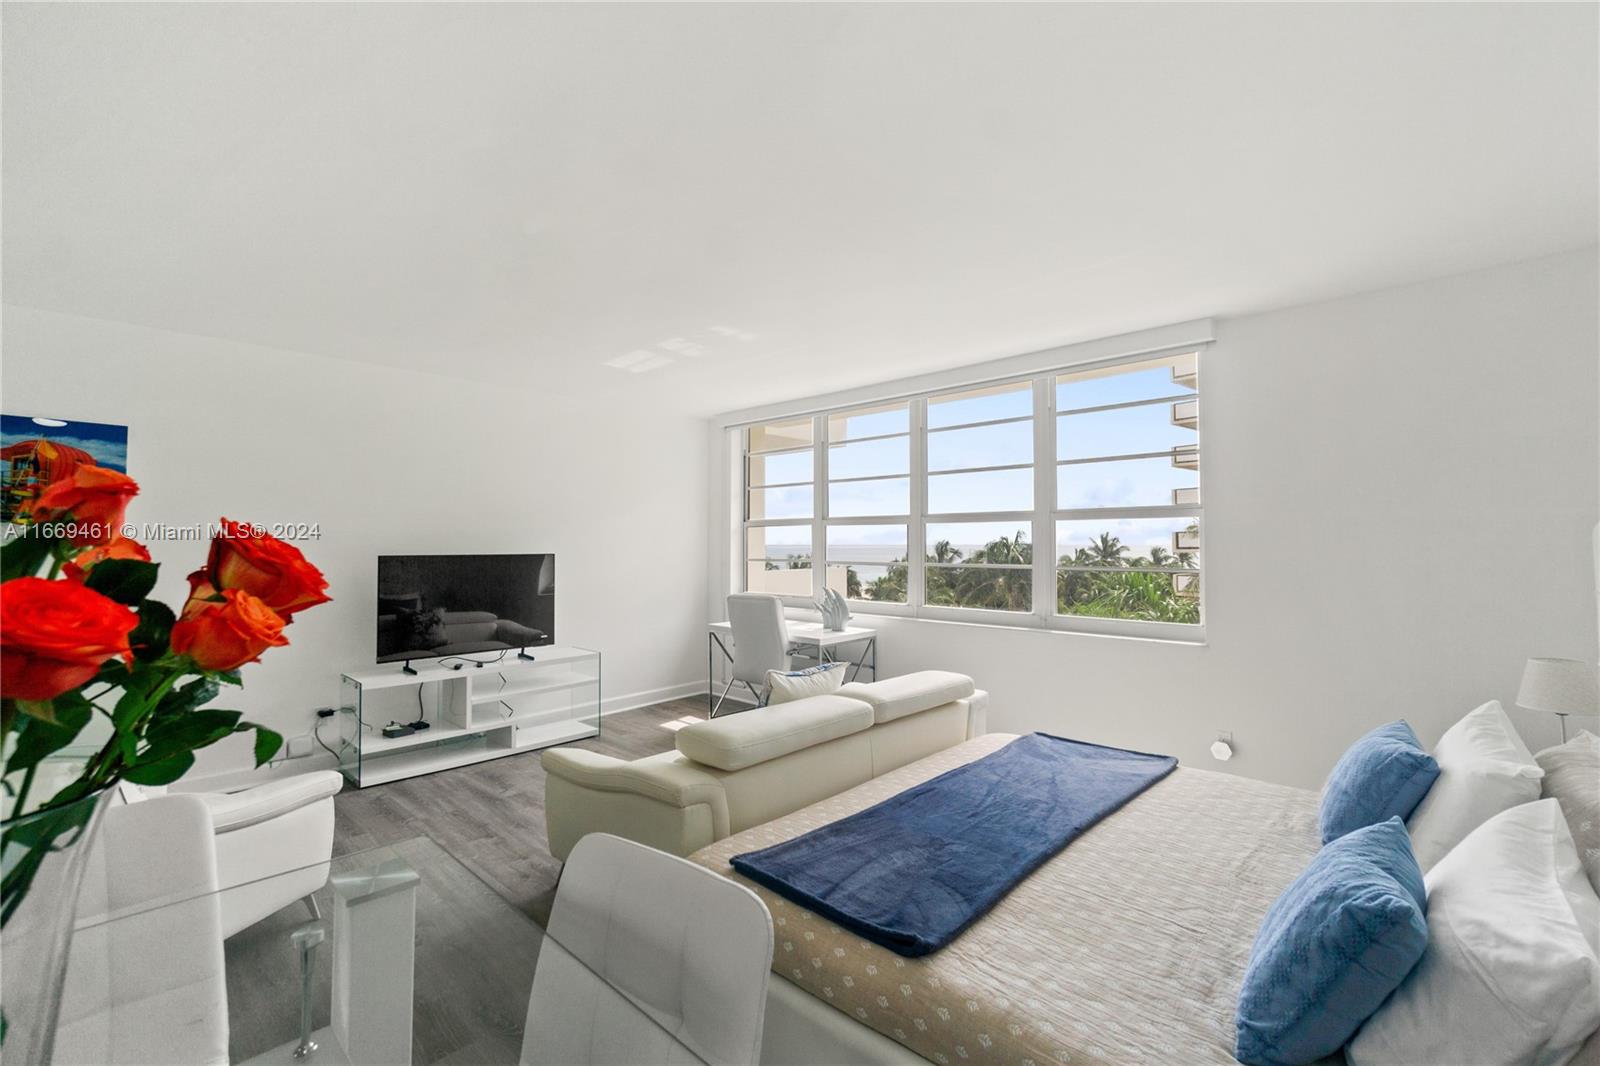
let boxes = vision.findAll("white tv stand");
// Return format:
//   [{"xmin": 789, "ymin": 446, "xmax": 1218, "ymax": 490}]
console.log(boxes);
[{"xmin": 335, "ymin": 646, "xmax": 600, "ymax": 787}]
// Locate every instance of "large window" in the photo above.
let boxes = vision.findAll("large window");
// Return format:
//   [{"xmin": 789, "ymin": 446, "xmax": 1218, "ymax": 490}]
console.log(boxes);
[{"xmin": 738, "ymin": 349, "xmax": 1204, "ymax": 635}]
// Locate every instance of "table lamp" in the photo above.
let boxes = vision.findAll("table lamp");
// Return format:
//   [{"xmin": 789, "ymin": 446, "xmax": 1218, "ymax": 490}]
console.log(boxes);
[{"xmin": 1516, "ymin": 657, "xmax": 1598, "ymax": 743}]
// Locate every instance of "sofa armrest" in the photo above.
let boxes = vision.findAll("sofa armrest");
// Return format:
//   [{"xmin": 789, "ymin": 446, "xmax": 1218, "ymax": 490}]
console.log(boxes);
[
  {"xmin": 541, "ymin": 749, "xmax": 730, "ymax": 860},
  {"xmin": 198, "ymin": 770, "xmax": 343, "ymax": 833},
  {"xmin": 961, "ymin": 690, "xmax": 989, "ymax": 739},
  {"xmin": 541, "ymin": 750, "xmax": 729, "ymax": 826}
]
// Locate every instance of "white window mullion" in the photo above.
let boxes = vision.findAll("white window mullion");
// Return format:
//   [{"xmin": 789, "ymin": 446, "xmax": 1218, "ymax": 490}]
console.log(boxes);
[
  {"xmin": 1031, "ymin": 375, "xmax": 1053, "ymax": 623},
  {"xmin": 909, "ymin": 396, "xmax": 927, "ymax": 612},
  {"xmin": 812, "ymin": 413, "xmax": 826, "ymax": 605}
]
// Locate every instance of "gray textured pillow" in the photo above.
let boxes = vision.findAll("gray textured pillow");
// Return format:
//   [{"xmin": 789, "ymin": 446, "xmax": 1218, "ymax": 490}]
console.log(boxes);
[{"xmin": 1537, "ymin": 730, "xmax": 1600, "ymax": 893}]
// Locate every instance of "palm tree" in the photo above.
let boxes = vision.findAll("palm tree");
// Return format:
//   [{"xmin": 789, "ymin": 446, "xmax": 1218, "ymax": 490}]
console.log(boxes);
[
  {"xmin": 1148, "ymin": 546, "xmax": 1172, "ymax": 567},
  {"xmin": 928, "ymin": 539, "xmax": 963, "ymax": 564},
  {"xmin": 1089, "ymin": 533, "xmax": 1128, "ymax": 566}
]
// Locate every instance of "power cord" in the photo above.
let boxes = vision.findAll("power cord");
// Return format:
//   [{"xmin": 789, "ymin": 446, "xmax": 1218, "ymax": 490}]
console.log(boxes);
[
  {"xmin": 313, "ymin": 709, "xmax": 342, "ymax": 761},
  {"xmin": 433, "ymin": 650, "xmax": 509, "ymax": 670}
]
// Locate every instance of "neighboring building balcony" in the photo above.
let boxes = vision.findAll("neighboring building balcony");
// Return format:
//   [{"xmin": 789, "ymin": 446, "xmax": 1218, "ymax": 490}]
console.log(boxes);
[
  {"xmin": 1173, "ymin": 527, "xmax": 1200, "ymax": 552},
  {"xmin": 1171, "ymin": 486, "xmax": 1200, "ymax": 507},
  {"xmin": 1171, "ymin": 398, "xmax": 1198, "ymax": 430},
  {"xmin": 1171, "ymin": 358, "xmax": 1198, "ymax": 392},
  {"xmin": 1171, "ymin": 444, "xmax": 1199, "ymax": 471}
]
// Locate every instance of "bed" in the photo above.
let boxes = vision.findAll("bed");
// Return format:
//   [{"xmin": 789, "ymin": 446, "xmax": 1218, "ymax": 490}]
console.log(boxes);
[{"xmin": 690, "ymin": 733, "xmax": 1327, "ymax": 1066}]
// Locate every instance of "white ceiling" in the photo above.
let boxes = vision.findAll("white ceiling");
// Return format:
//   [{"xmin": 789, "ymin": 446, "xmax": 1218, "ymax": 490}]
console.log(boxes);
[{"xmin": 4, "ymin": 3, "xmax": 1595, "ymax": 415}]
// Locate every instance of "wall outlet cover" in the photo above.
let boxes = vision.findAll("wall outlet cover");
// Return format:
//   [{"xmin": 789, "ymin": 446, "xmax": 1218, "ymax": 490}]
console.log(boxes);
[{"xmin": 285, "ymin": 734, "xmax": 315, "ymax": 758}]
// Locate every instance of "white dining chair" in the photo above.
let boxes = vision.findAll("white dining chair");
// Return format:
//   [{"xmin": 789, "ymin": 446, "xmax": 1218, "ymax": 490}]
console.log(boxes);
[
  {"xmin": 56, "ymin": 794, "xmax": 230, "ymax": 1066},
  {"xmin": 520, "ymin": 833, "xmax": 773, "ymax": 1066},
  {"xmin": 116, "ymin": 769, "xmax": 343, "ymax": 938},
  {"xmin": 716, "ymin": 592, "xmax": 791, "ymax": 715}
]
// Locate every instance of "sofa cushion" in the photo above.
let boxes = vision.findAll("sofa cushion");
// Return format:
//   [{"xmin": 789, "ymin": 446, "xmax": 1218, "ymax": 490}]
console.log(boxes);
[
  {"xmin": 676, "ymin": 695, "xmax": 873, "ymax": 771},
  {"xmin": 837, "ymin": 670, "xmax": 977, "ymax": 724}
]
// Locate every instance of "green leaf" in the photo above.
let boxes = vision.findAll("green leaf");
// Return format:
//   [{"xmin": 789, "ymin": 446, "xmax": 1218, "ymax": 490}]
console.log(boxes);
[
  {"xmin": 0, "ymin": 525, "xmax": 57, "ymax": 581},
  {"xmin": 252, "ymin": 727, "xmax": 283, "ymax": 766},
  {"xmin": 141, "ymin": 708, "xmax": 242, "ymax": 760},
  {"xmin": 129, "ymin": 601, "xmax": 176, "ymax": 663},
  {"xmin": 153, "ymin": 676, "xmax": 219, "ymax": 720},
  {"xmin": 111, "ymin": 685, "xmax": 148, "ymax": 732},
  {"xmin": 5, "ymin": 696, "xmax": 92, "ymax": 775},
  {"xmin": 83, "ymin": 559, "xmax": 159, "ymax": 606},
  {"xmin": 214, "ymin": 670, "xmax": 243, "ymax": 687},
  {"xmin": 122, "ymin": 750, "xmax": 195, "ymax": 786}
]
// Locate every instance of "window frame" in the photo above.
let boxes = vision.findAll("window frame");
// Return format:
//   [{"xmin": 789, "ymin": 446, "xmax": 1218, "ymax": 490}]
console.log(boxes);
[
  {"xmin": 738, "ymin": 346, "xmax": 1207, "ymax": 640},
  {"xmin": 821, "ymin": 401, "xmax": 913, "ymax": 610}
]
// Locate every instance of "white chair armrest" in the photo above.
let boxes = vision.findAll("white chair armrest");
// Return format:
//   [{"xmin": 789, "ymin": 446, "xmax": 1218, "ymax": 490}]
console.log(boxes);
[{"xmin": 199, "ymin": 770, "xmax": 343, "ymax": 833}]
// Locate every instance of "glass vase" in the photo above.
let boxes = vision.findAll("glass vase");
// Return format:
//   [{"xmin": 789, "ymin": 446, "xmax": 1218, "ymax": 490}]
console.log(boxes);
[{"xmin": 1, "ymin": 787, "xmax": 114, "ymax": 1065}]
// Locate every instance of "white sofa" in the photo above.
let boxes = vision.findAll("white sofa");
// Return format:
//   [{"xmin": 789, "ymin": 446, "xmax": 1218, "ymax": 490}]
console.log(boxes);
[{"xmin": 542, "ymin": 670, "xmax": 987, "ymax": 861}]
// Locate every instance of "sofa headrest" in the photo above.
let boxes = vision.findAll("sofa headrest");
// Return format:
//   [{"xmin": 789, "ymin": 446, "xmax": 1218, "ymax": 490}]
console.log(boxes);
[
  {"xmin": 676, "ymin": 694, "xmax": 873, "ymax": 771},
  {"xmin": 837, "ymin": 670, "xmax": 976, "ymax": 724}
]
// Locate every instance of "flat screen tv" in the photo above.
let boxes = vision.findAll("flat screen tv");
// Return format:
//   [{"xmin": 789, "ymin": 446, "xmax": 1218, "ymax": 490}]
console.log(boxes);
[{"xmin": 376, "ymin": 554, "xmax": 554, "ymax": 665}]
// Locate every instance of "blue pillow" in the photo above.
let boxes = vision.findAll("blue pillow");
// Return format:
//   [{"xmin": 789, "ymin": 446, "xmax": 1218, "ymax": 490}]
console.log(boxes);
[
  {"xmin": 1234, "ymin": 817, "xmax": 1428, "ymax": 1066},
  {"xmin": 1319, "ymin": 720, "xmax": 1438, "ymax": 843}
]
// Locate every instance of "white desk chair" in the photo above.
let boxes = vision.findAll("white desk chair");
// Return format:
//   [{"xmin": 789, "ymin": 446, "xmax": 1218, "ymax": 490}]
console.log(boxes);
[
  {"xmin": 716, "ymin": 592, "xmax": 792, "ymax": 715},
  {"xmin": 520, "ymin": 834, "xmax": 773, "ymax": 1066}
]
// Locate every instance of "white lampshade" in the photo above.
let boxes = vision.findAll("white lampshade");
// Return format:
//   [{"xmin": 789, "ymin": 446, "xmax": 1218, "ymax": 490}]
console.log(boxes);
[{"xmin": 1516, "ymin": 658, "xmax": 1599, "ymax": 716}]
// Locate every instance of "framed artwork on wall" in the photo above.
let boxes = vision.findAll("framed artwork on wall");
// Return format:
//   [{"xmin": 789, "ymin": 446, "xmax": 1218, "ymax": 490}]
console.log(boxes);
[{"xmin": 1, "ymin": 414, "xmax": 130, "ymax": 524}]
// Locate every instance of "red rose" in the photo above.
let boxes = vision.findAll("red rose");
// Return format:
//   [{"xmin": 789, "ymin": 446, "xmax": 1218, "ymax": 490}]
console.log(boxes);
[
  {"xmin": 24, "ymin": 465, "xmax": 139, "ymax": 546},
  {"xmin": 0, "ymin": 577, "xmax": 138, "ymax": 701},
  {"xmin": 170, "ymin": 588, "xmax": 289, "ymax": 672},
  {"xmin": 63, "ymin": 536, "xmax": 152, "ymax": 582},
  {"xmin": 186, "ymin": 518, "xmax": 329, "ymax": 621}
]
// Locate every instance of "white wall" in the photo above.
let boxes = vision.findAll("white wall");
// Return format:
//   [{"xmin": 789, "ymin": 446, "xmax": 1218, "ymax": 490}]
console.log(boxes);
[
  {"xmin": 710, "ymin": 251, "xmax": 1600, "ymax": 788},
  {"xmin": 2, "ymin": 306, "xmax": 710, "ymax": 781}
]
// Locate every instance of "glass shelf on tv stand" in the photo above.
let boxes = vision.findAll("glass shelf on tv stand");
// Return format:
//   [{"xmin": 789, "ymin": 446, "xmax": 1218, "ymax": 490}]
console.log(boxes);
[{"xmin": 337, "ymin": 646, "xmax": 600, "ymax": 788}]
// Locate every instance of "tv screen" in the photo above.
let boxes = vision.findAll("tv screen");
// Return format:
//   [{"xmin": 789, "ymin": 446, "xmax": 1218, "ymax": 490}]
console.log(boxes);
[{"xmin": 376, "ymin": 554, "xmax": 554, "ymax": 664}]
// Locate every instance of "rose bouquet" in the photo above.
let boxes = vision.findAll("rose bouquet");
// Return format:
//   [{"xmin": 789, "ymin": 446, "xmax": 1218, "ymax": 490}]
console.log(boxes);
[{"xmin": 0, "ymin": 464, "xmax": 330, "ymax": 924}]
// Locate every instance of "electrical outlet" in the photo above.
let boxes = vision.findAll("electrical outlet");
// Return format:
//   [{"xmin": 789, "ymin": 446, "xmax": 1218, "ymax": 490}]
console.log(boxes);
[{"xmin": 285, "ymin": 734, "xmax": 315, "ymax": 759}]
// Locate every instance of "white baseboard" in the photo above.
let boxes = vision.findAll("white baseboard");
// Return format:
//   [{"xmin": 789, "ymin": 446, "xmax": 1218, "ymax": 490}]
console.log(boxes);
[
  {"xmin": 599, "ymin": 679, "xmax": 709, "ymax": 717},
  {"xmin": 176, "ymin": 679, "xmax": 720, "ymax": 794}
]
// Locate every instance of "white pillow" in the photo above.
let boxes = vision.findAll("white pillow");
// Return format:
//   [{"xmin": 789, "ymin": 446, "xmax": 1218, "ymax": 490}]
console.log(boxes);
[
  {"xmin": 1406, "ymin": 700, "xmax": 1544, "ymax": 870},
  {"xmin": 764, "ymin": 662, "xmax": 846, "ymax": 705},
  {"xmin": 1348, "ymin": 799, "xmax": 1600, "ymax": 1066}
]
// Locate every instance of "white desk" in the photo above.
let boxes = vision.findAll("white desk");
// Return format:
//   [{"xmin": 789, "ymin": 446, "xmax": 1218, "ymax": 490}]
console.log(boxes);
[{"xmin": 706, "ymin": 621, "xmax": 878, "ymax": 716}]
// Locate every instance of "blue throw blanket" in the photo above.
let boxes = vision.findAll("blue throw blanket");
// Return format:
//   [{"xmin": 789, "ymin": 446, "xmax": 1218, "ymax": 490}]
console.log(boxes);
[{"xmin": 729, "ymin": 733, "xmax": 1177, "ymax": 957}]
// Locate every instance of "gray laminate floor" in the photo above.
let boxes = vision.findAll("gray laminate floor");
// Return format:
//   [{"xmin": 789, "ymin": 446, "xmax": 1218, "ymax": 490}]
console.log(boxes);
[
  {"xmin": 331, "ymin": 695, "xmax": 744, "ymax": 922},
  {"xmin": 225, "ymin": 695, "xmax": 751, "ymax": 1065}
]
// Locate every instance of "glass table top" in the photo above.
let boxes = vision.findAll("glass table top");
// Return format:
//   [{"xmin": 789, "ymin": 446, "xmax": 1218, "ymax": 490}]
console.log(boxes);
[{"xmin": 59, "ymin": 835, "xmax": 544, "ymax": 1065}]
